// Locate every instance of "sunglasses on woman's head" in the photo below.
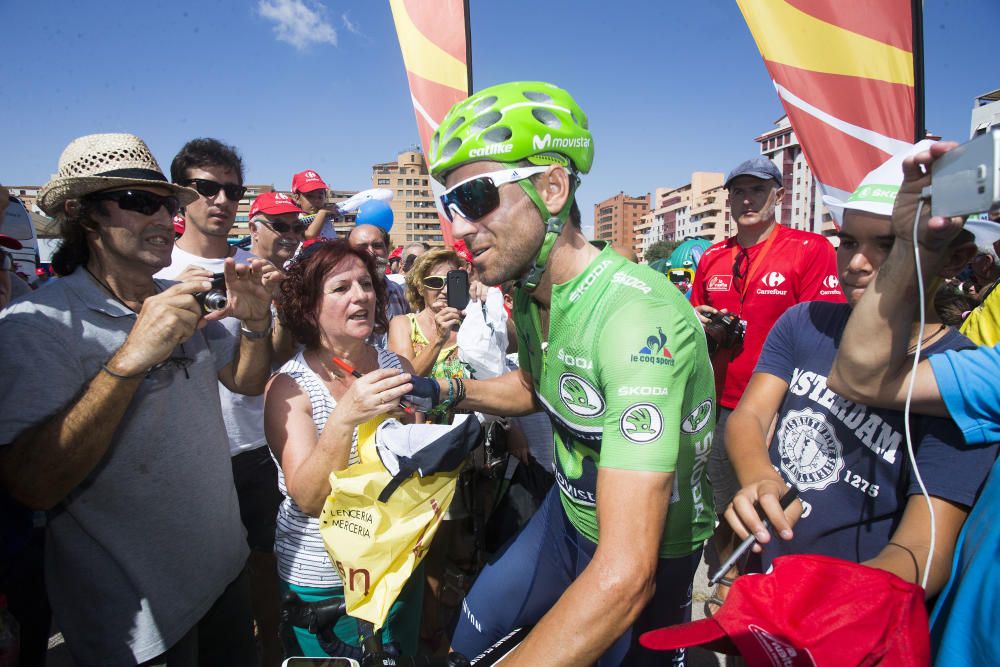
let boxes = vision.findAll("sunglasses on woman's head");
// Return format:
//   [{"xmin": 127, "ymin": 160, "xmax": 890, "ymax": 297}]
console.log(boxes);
[
  {"xmin": 179, "ymin": 178, "xmax": 247, "ymax": 202},
  {"xmin": 421, "ymin": 275, "xmax": 448, "ymax": 290},
  {"xmin": 86, "ymin": 190, "xmax": 180, "ymax": 217},
  {"xmin": 439, "ymin": 166, "xmax": 550, "ymax": 223}
]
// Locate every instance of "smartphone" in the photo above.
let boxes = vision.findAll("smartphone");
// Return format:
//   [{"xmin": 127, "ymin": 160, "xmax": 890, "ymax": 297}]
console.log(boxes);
[
  {"xmin": 931, "ymin": 128, "xmax": 1000, "ymax": 218},
  {"xmin": 282, "ymin": 659, "xmax": 360, "ymax": 667},
  {"xmin": 447, "ymin": 269, "xmax": 470, "ymax": 310}
]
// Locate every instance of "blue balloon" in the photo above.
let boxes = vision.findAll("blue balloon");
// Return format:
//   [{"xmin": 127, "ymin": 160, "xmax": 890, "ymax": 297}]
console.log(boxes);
[{"xmin": 356, "ymin": 199, "xmax": 394, "ymax": 232}]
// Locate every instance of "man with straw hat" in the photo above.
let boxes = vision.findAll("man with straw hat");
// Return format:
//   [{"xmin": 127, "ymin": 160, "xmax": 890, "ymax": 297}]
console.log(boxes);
[{"xmin": 0, "ymin": 133, "xmax": 274, "ymax": 665}]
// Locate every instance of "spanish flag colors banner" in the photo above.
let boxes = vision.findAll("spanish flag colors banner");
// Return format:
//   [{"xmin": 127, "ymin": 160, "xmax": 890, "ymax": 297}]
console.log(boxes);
[
  {"xmin": 736, "ymin": 0, "xmax": 921, "ymax": 209},
  {"xmin": 389, "ymin": 0, "xmax": 472, "ymax": 244}
]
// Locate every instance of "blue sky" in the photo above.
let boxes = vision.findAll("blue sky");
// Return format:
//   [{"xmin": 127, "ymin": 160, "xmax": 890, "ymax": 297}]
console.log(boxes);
[{"xmin": 2, "ymin": 0, "xmax": 997, "ymax": 235}]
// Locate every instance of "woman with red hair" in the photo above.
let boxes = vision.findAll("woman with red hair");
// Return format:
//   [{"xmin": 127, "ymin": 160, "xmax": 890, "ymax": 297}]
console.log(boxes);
[{"xmin": 264, "ymin": 239, "xmax": 422, "ymax": 658}]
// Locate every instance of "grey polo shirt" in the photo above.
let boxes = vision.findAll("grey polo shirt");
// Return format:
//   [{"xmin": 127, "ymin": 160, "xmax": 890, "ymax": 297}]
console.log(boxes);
[{"xmin": 0, "ymin": 270, "xmax": 248, "ymax": 666}]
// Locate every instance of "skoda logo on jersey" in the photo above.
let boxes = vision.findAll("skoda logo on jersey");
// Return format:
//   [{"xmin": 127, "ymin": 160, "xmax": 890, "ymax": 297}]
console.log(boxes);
[
  {"xmin": 559, "ymin": 373, "xmax": 605, "ymax": 417},
  {"xmin": 620, "ymin": 403, "xmax": 663, "ymax": 444},
  {"xmin": 681, "ymin": 399, "xmax": 713, "ymax": 434},
  {"xmin": 761, "ymin": 271, "xmax": 786, "ymax": 288},
  {"xmin": 823, "ymin": 275, "xmax": 840, "ymax": 290}
]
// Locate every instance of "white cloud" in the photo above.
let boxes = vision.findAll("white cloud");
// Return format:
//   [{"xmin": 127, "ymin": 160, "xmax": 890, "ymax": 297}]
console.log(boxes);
[
  {"xmin": 341, "ymin": 11, "xmax": 362, "ymax": 35},
  {"xmin": 257, "ymin": 0, "xmax": 337, "ymax": 50}
]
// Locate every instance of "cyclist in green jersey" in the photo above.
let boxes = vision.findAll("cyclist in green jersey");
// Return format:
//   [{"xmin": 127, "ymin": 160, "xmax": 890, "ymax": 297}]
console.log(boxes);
[{"xmin": 418, "ymin": 81, "xmax": 716, "ymax": 666}]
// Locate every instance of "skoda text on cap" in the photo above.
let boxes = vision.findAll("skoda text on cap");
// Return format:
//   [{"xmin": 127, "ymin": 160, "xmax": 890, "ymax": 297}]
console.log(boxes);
[
  {"xmin": 822, "ymin": 140, "xmax": 937, "ymax": 218},
  {"xmin": 724, "ymin": 156, "xmax": 783, "ymax": 189},
  {"xmin": 249, "ymin": 191, "xmax": 305, "ymax": 219},
  {"xmin": 639, "ymin": 554, "xmax": 930, "ymax": 666},
  {"xmin": 291, "ymin": 170, "xmax": 329, "ymax": 194}
]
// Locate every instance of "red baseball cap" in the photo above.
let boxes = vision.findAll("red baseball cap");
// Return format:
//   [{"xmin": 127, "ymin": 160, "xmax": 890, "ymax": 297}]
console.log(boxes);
[
  {"xmin": 249, "ymin": 192, "xmax": 304, "ymax": 219},
  {"xmin": 640, "ymin": 555, "xmax": 929, "ymax": 666},
  {"xmin": 291, "ymin": 170, "xmax": 329, "ymax": 194},
  {"xmin": 0, "ymin": 234, "xmax": 22, "ymax": 250}
]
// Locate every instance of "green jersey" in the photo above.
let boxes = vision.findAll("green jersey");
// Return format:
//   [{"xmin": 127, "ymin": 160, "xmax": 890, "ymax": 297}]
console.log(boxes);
[{"xmin": 513, "ymin": 243, "xmax": 716, "ymax": 557}]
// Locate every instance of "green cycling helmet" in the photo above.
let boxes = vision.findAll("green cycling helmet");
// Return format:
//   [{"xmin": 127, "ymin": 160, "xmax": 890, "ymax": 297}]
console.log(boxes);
[
  {"xmin": 430, "ymin": 82, "xmax": 594, "ymax": 290},
  {"xmin": 429, "ymin": 81, "xmax": 593, "ymax": 181}
]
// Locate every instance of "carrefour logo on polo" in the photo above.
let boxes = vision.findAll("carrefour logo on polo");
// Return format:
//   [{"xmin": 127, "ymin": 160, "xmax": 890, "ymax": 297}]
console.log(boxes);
[
  {"xmin": 532, "ymin": 134, "xmax": 592, "ymax": 151},
  {"xmin": 823, "ymin": 275, "xmax": 839, "ymax": 289},
  {"xmin": 761, "ymin": 271, "xmax": 786, "ymax": 288},
  {"xmin": 469, "ymin": 143, "xmax": 513, "ymax": 158}
]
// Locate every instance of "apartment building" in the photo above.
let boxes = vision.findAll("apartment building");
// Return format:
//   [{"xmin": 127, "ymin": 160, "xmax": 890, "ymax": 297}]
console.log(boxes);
[
  {"xmin": 593, "ymin": 191, "xmax": 650, "ymax": 257},
  {"xmin": 639, "ymin": 172, "xmax": 727, "ymax": 255},
  {"xmin": 755, "ymin": 115, "xmax": 836, "ymax": 237},
  {"xmin": 372, "ymin": 149, "xmax": 441, "ymax": 249}
]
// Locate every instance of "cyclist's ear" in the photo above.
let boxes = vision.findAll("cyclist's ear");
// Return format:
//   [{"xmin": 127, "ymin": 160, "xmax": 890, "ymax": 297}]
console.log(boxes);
[{"xmin": 536, "ymin": 165, "xmax": 573, "ymax": 217}]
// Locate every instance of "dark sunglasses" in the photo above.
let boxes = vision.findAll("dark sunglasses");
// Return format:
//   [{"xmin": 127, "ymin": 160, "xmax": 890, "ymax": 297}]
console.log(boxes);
[
  {"xmin": 87, "ymin": 190, "xmax": 180, "ymax": 217},
  {"xmin": 258, "ymin": 219, "xmax": 307, "ymax": 235},
  {"xmin": 180, "ymin": 178, "xmax": 247, "ymax": 201},
  {"xmin": 421, "ymin": 275, "xmax": 447, "ymax": 290},
  {"xmin": 439, "ymin": 166, "xmax": 548, "ymax": 222}
]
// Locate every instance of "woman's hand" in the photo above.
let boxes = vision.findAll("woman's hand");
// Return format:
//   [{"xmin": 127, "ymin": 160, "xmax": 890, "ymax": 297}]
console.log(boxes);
[
  {"xmin": 723, "ymin": 478, "xmax": 803, "ymax": 553},
  {"xmin": 332, "ymin": 368, "xmax": 414, "ymax": 427},
  {"xmin": 432, "ymin": 307, "xmax": 463, "ymax": 342}
]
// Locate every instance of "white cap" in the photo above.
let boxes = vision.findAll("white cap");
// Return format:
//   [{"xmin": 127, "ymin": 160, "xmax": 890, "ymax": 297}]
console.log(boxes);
[{"xmin": 823, "ymin": 140, "xmax": 937, "ymax": 217}]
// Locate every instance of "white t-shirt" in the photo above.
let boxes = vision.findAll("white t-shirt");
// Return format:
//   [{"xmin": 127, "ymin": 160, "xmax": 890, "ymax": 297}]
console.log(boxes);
[{"xmin": 155, "ymin": 245, "xmax": 266, "ymax": 456}]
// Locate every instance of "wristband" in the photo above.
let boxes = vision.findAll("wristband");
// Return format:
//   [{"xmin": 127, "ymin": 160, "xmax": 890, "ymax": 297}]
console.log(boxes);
[
  {"xmin": 429, "ymin": 377, "xmax": 456, "ymax": 416},
  {"xmin": 240, "ymin": 311, "xmax": 273, "ymax": 339}
]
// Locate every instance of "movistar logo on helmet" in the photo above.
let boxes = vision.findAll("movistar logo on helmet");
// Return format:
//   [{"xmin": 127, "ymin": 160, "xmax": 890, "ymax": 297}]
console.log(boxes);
[
  {"xmin": 469, "ymin": 143, "xmax": 514, "ymax": 158},
  {"xmin": 532, "ymin": 134, "xmax": 592, "ymax": 151}
]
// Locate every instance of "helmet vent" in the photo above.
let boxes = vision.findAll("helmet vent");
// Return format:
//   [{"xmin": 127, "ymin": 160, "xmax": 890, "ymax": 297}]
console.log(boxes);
[
  {"xmin": 471, "ymin": 111, "xmax": 502, "ymax": 131},
  {"xmin": 523, "ymin": 91, "xmax": 552, "ymax": 103},
  {"xmin": 430, "ymin": 133, "xmax": 439, "ymax": 155},
  {"xmin": 446, "ymin": 116, "xmax": 466, "ymax": 137},
  {"xmin": 441, "ymin": 137, "xmax": 462, "ymax": 160},
  {"xmin": 482, "ymin": 127, "xmax": 512, "ymax": 144},
  {"xmin": 531, "ymin": 108, "xmax": 561, "ymax": 128},
  {"xmin": 473, "ymin": 96, "xmax": 497, "ymax": 114}
]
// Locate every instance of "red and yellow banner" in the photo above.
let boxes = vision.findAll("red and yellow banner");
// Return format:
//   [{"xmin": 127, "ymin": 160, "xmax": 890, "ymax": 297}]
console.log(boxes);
[
  {"xmin": 389, "ymin": 0, "xmax": 472, "ymax": 244},
  {"xmin": 736, "ymin": 0, "xmax": 919, "ymax": 211}
]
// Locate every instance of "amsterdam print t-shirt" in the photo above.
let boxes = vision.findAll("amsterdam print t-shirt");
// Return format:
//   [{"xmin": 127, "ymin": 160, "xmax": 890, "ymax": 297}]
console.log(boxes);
[{"xmin": 754, "ymin": 301, "xmax": 997, "ymax": 568}]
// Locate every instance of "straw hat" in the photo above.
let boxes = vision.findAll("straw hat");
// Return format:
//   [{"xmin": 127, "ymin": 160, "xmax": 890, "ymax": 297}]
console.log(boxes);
[{"xmin": 37, "ymin": 133, "xmax": 198, "ymax": 215}]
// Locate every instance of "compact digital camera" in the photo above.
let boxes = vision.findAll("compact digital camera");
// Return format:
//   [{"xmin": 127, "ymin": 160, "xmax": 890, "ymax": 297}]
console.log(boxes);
[{"xmin": 194, "ymin": 273, "xmax": 227, "ymax": 314}]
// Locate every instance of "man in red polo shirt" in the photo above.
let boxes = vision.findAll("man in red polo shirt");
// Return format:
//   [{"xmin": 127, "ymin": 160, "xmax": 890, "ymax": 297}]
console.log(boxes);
[{"xmin": 691, "ymin": 156, "xmax": 843, "ymax": 609}]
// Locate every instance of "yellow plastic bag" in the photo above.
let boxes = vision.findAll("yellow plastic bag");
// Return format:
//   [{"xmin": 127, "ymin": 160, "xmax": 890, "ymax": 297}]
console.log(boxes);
[{"xmin": 318, "ymin": 416, "xmax": 459, "ymax": 630}]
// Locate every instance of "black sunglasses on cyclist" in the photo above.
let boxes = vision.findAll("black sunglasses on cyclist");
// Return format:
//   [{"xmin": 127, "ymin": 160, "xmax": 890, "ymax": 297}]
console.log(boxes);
[
  {"xmin": 86, "ymin": 190, "xmax": 180, "ymax": 217},
  {"xmin": 421, "ymin": 275, "xmax": 447, "ymax": 290},
  {"xmin": 180, "ymin": 178, "xmax": 247, "ymax": 202},
  {"xmin": 439, "ymin": 166, "xmax": 548, "ymax": 223},
  {"xmin": 258, "ymin": 219, "xmax": 308, "ymax": 235}
]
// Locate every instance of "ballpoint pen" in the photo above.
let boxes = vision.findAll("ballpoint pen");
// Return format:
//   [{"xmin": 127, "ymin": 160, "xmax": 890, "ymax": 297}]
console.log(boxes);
[{"xmin": 709, "ymin": 486, "xmax": 800, "ymax": 586}]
